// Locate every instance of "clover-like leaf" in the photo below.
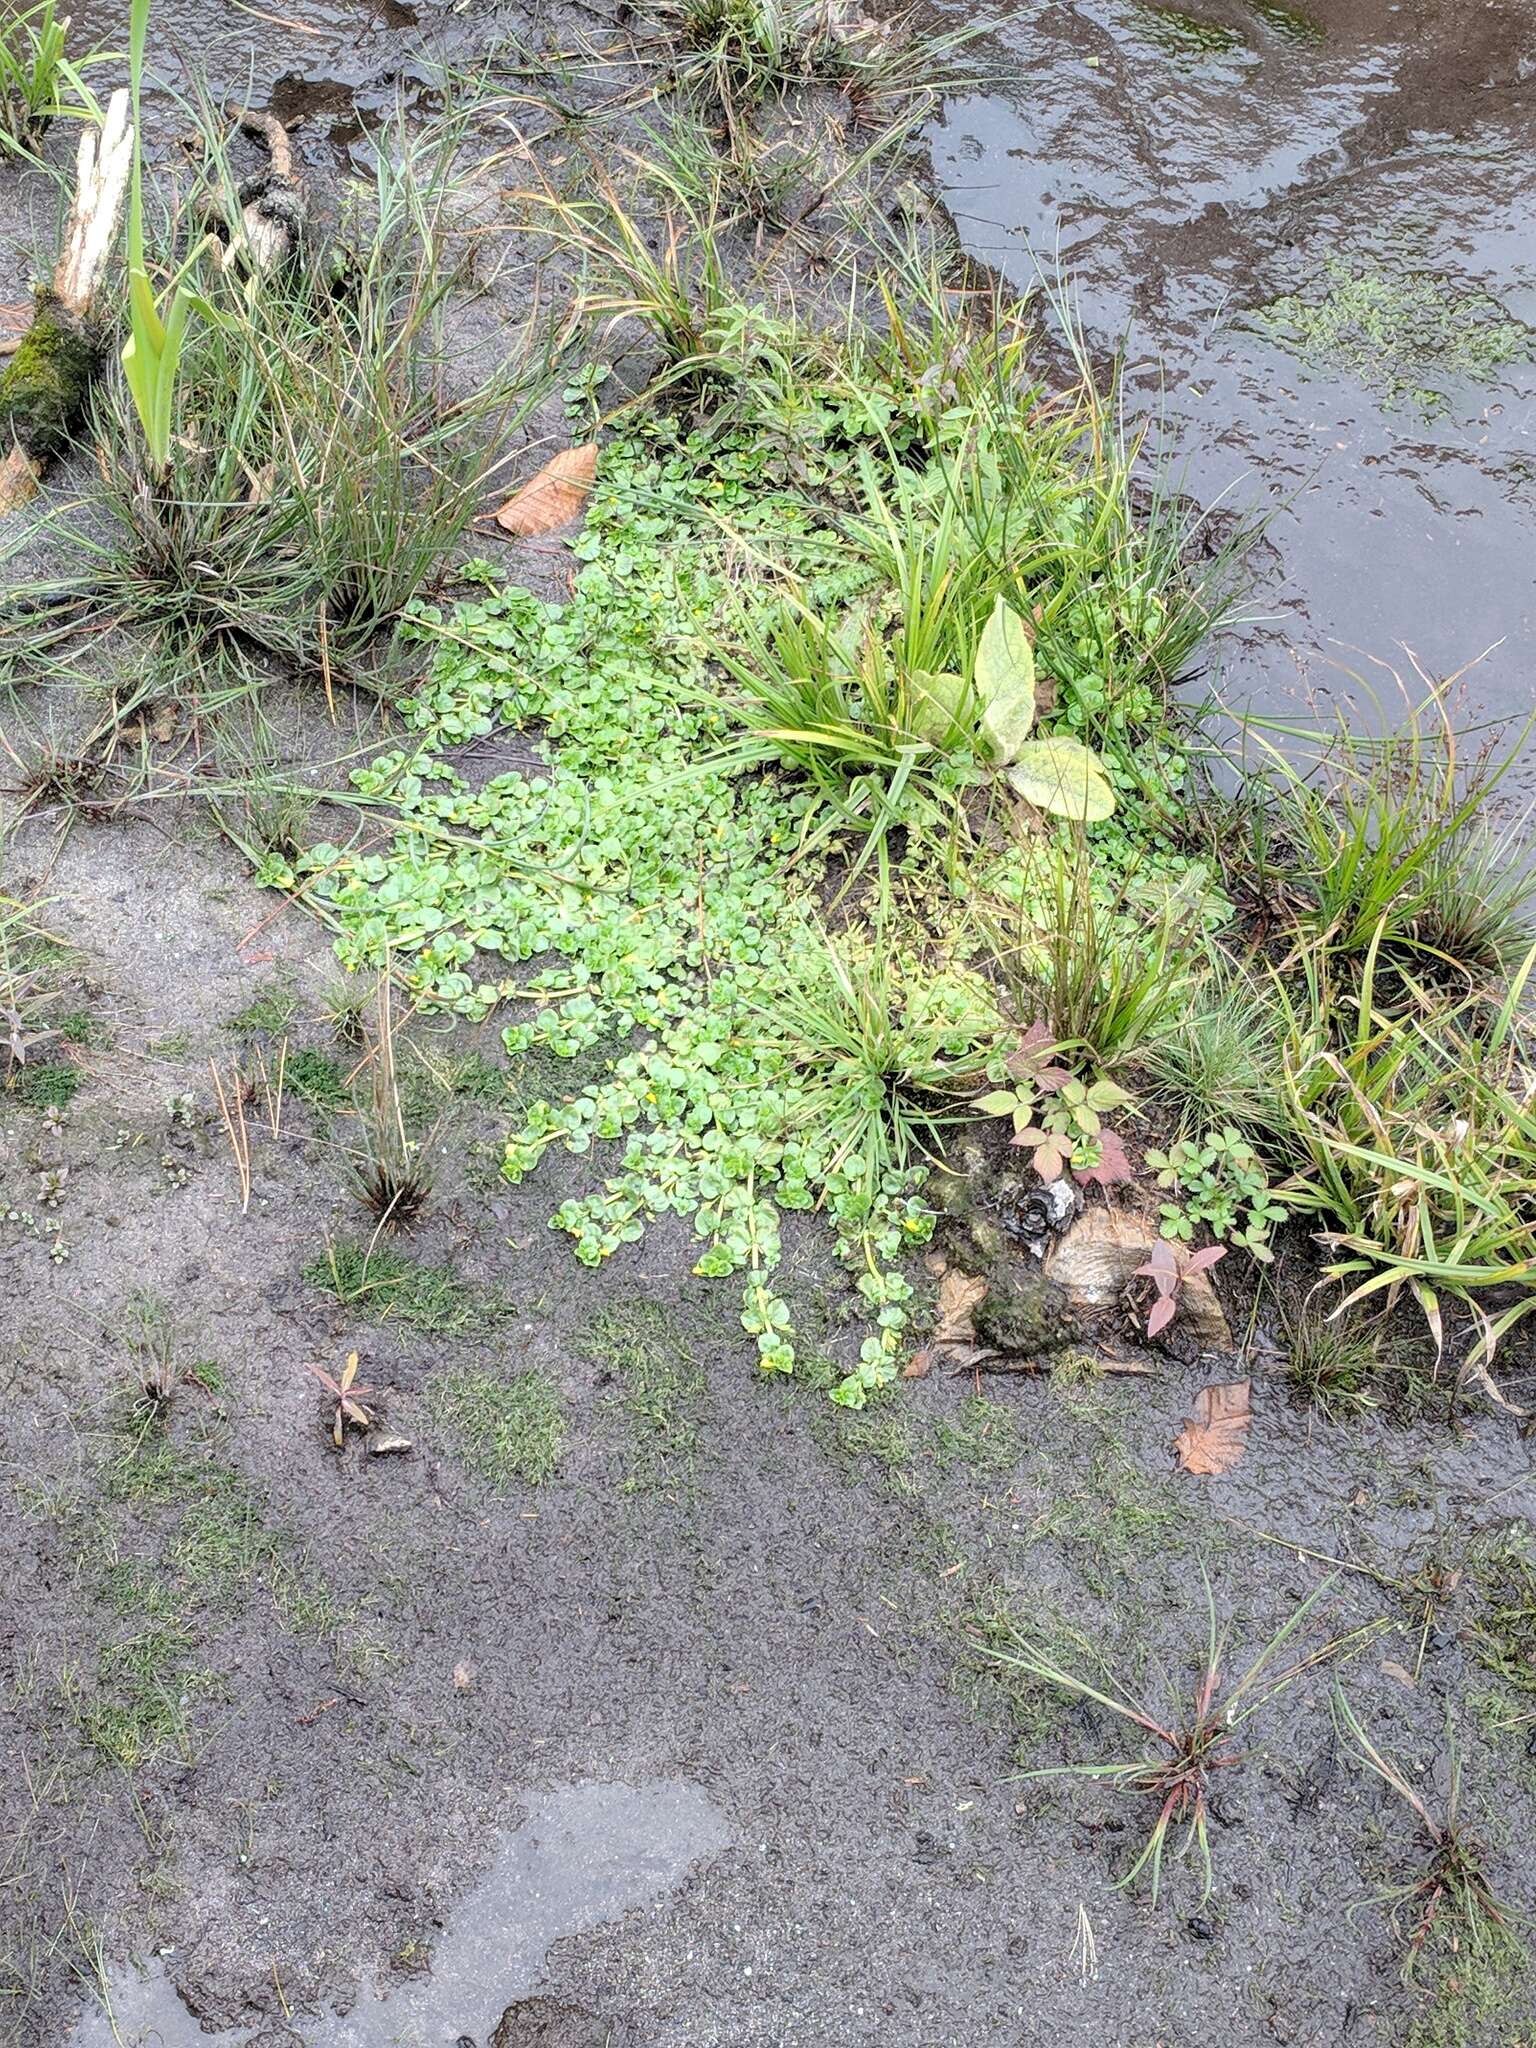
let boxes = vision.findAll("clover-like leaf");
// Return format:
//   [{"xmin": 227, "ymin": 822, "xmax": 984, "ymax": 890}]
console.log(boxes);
[{"xmin": 1007, "ymin": 737, "xmax": 1116, "ymax": 822}]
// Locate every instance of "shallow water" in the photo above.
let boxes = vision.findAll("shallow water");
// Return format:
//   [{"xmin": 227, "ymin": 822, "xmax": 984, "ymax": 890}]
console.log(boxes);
[
  {"xmin": 65, "ymin": 1779, "xmax": 729, "ymax": 2047},
  {"xmin": 925, "ymin": 0, "xmax": 1536, "ymax": 773}
]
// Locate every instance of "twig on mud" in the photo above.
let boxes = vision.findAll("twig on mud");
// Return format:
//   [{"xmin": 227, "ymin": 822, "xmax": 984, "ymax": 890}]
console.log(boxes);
[
  {"xmin": 209, "ymin": 1055, "xmax": 252, "ymax": 1213},
  {"xmin": 1221, "ymin": 1523, "xmax": 1407, "ymax": 1592}
]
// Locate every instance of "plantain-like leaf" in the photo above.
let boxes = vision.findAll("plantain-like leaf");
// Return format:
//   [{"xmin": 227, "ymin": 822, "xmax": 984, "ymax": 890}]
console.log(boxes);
[
  {"xmin": 907, "ymin": 668, "xmax": 970, "ymax": 746},
  {"xmin": 1006, "ymin": 737, "xmax": 1116, "ymax": 822},
  {"xmin": 973, "ymin": 596, "xmax": 1037, "ymax": 763}
]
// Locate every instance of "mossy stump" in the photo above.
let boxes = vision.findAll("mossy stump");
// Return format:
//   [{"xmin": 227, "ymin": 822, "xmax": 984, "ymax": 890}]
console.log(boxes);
[{"xmin": 0, "ymin": 292, "xmax": 100, "ymax": 466}]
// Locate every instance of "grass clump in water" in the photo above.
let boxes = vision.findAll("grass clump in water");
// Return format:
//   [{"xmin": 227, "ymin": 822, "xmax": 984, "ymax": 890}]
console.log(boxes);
[
  {"xmin": 1248, "ymin": 257, "xmax": 1531, "ymax": 415},
  {"xmin": 428, "ymin": 1367, "xmax": 566, "ymax": 1487}
]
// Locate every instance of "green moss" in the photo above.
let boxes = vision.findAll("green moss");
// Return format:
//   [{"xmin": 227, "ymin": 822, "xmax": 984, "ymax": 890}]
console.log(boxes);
[
  {"xmin": 931, "ymin": 1395, "xmax": 1021, "ymax": 1478},
  {"xmin": 77, "ymin": 1621, "xmax": 209, "ymax": 1769},
  {"xmin": 226, "ymin": 981, "xmax": 299, "ymax": 1036},
  {"xmin": 585, "ymin": 1301, "xmax": 711, "ymax": 1496},
  {"xmin": 56, "ymin": 1009, "xmax": 104, "ymax": 1047},
  {"xmin": 11, "ymin": 1059, "xmax": 79, "ymax": 1110},
  {"xmin": 449, "ymin": 1050, "xmax": 514, "ymax": 1103},
  {"xmin": 303, "ymin": 1239, "xmax": 512, "ymax": 1332},
  {"xmin": 1130, "ymin": 3, "xmax": 1244, "ymax": 56},
  {"xmin": 1247, "ymin": 0, "xmax": 1324, "ymax": 41},
  {"xmin": 0, "ymin": 296, "xmax": 99, "ymax": 462},
  {"xmin": 1248, "ymin": 258, "xmax": 1532, "ymax": 416},
  {"xmin": 1467, "ymin": 1525, "xmax": 1536, "ymax": 1701},
  {"xmin": 428, "ymin": 1367, "xmax": 566, "ymax": 1487},
  {"xmin": 71, "ymin": 1426, "xmax": 367, "ymax": 1769},
  {"xmin": 285, "ymin": 1046, "xmax": 348, "ymax": 1109},
  {"xmin": 1403, "ymin": 1920, "xmax": 1531, "ymax": 2048}
]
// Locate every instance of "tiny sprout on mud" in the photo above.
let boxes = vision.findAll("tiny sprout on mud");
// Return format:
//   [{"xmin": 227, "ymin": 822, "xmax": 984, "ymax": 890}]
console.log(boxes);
[
  {"xmin": 305, "ymin": 1350, "xmax": 376, "ymax": 1448},
  {"xmin": 1332, "ymin": 1689, "xmax": 1514, "ymax": 1980},
  {"xmin": 983, "ymin": 1576, "xmax": 1344, "ymax": 1903}
]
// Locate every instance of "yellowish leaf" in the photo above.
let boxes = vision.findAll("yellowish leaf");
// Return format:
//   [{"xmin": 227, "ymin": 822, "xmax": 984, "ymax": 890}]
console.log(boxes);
[{"xmin": 493, "ymin": 443, "xmax": 598, "ymax": 536}]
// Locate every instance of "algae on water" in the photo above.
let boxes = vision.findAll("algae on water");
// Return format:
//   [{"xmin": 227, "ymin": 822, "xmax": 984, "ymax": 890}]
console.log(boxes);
[
  {"xmin": 1248, "ymin": 257, "xmax": 1532, "ymax": 416},
  {"xmin": 1128, "ymin": 2, "xmax": 1245, "ymax": 58}
]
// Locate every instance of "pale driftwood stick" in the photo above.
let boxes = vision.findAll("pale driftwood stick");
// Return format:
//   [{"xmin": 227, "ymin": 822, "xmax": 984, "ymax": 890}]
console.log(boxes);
[
  {"xmin": 55, "ymin": 89, "xmax": 136, "ymax": 316},
  {"xmin": 0, "ymin": 89, "xmax": 134, "ymax": 517}
]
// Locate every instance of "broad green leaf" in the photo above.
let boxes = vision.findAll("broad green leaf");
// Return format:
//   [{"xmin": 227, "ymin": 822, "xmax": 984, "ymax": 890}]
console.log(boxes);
[
  {"xmin": 976, "ymin": 1089, "xmax": 1022, "ymax": 1116},
  {"xmin": 973, "ymin": 597, "xmax": 1036, "ymax": 763},
  {"xmin": 1007, "ymin": 738, "xmax": 1117, "ymax": 823},
  {"xmin": 907, "ymin": 669, "xmax": 968, "ymax": 745}
]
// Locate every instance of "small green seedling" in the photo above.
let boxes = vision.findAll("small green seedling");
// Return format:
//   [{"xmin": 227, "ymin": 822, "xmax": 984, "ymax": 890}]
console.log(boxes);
[{"xmin": 1146, "ymin": 1126, "xmax": 1288, "ymax": 1259}]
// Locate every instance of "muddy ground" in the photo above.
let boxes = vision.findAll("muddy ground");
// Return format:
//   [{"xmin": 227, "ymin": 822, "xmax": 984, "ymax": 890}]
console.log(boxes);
[
  {"xmin": 4, "ymin": 2, "xmax": 1536, "ymax": 2046},
  {"xmin": 5, "ymin": 799, "xmax": 1535, "ymax": 2048}
]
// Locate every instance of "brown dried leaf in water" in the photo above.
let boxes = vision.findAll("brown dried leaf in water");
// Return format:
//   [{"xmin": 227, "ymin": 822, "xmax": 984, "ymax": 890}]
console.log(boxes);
[
  {"xmin": 1173, "ymin": 1378, "xmax": 1251, "ymax": 1475},
  {"xmin": 934, "ymin": 1268, "xmax": 988, "ymax": 1344},
  {"xmin": 493, "ymin": 442, "xmax": 598, "ymax": 535}
]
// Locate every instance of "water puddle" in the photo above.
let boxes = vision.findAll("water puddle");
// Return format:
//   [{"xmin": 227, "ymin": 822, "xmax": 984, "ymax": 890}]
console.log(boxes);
[
  {"xmin": 925, "ymin": 0, "xmax": 1536, "ymax": 766},
  {"xmin": 66, "ymin": 1778, "xmax": 728, "ymax": 2047}
]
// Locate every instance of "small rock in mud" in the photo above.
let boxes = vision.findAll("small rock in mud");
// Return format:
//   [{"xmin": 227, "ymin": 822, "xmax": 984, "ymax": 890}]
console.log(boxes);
[
  {"xmin": 1046, "ymin": 1209, "xmax": 1232, "ymax": 1352},
  {"xmin": 491, "ymin": 1998, "xmax": 630, "ymax": 2048},
  {"xmin": 972, "ymin": 1269, "xmax": 1081, "ymax": 1356},
  {"xmin": 366, "ymin": 1427, "xmax": 413, "ymax": 1456}
]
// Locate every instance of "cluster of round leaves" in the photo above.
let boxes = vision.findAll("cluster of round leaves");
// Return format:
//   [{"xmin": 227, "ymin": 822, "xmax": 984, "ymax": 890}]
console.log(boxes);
[{"xmin": 299, "ymin": 418, "xmax": 992, "ymax": 1404}]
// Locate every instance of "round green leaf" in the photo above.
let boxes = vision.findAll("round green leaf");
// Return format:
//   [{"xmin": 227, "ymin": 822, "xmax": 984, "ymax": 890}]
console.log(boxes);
[{"xmin": 1006, "ymin": 738, "xmax": 1117, "ymax": 822}]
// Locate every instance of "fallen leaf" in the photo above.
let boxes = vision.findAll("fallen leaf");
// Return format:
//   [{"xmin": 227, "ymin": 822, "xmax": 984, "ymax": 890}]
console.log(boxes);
[
  {"xmin": 493, "ymin": 442, "xmax": 597, "ymax": 536},
  {"xmin": 903, "ymin": 1347, "xmax": 934, "ymax": 1379},
  {"xmin": 1380, "ymin": 1659, "xmax": 1417, "ymax": 1690},
  {"xmin": 1173, "ymin": 1379, "xmax": 1251, "ymax": 1475},
  {"xmin": 934, "ymin": 1267, "xmax": 988, "ymax": 1343}
]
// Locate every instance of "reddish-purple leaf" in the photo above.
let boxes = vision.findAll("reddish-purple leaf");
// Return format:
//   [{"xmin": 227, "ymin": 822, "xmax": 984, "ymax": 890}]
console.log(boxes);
[
  {"xmin": 1185, "ymin": 1244, "xmax": 1228, "ymax": 1274},
  {"xmin": 1076, "ymin": 1128, "xmax": 1133, "ymax": 1189},
  {"xmin": 1147, "ymin": 1295, "xmax": 1177, "ymax": 1337},
  {"xmin": 1031, "ymin": 1139, "xmax": 1067, "ymax": 1181}
]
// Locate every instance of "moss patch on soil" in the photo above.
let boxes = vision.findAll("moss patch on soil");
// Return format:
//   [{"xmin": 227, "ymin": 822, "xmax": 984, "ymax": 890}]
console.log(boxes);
[
  {"xmin": 304, "ymin": 1239, "xmax": 513, "ymax": 1332},
  {"xmin": 427, "ymin": 1365, "xmax": 566, "ymax": 1487}
]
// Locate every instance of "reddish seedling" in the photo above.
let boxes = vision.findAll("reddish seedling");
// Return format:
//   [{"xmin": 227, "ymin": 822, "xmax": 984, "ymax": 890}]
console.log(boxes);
[
  {"xmin": 1135, "ymin": 1237, "xmax": 1226, "ymax": 1338},
  {"xmin": 305, "ymin": 1349, "xmax": 376, "ymax": 1447}
]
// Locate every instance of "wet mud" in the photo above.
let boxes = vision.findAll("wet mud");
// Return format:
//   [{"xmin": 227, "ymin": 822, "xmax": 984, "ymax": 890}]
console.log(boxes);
[{"xmin": 927, "ymin": 0, "xmax": 1536, "ymax": 777}]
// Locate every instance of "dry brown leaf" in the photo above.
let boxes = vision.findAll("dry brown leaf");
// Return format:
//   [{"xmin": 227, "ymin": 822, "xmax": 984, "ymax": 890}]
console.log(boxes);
[
  {"xmin": 493, "ymin": 442, "xmax": 598, "ymax": 536},
  {"xmin": 934, "ymin": 1268, "xmax": 988, "ymax": 1344},
  {"xmin": 0, "ymin": 444, "xmax": 43, "ymax": 518},
  {"xmin": 903, "ymin": 1348, "xmax": 934, "ymax": 1379},
  {"xmin": 1173, "ymin": 1378, "xmax": 1251, "ymax": 1475}
]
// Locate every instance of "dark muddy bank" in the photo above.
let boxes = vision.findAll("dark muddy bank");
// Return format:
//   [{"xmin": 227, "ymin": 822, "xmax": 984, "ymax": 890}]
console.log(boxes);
[
  {"xmin": 2, "ymin": 5, "xmax": 1535, "ymax": 2048},
  {"xmin": 928, "ymin": 0, "xmax": 1536, "ymax": 779},
  {"xmin": 5, "ymin": 788, "xmax": 1536, "ymax": 2048}
]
